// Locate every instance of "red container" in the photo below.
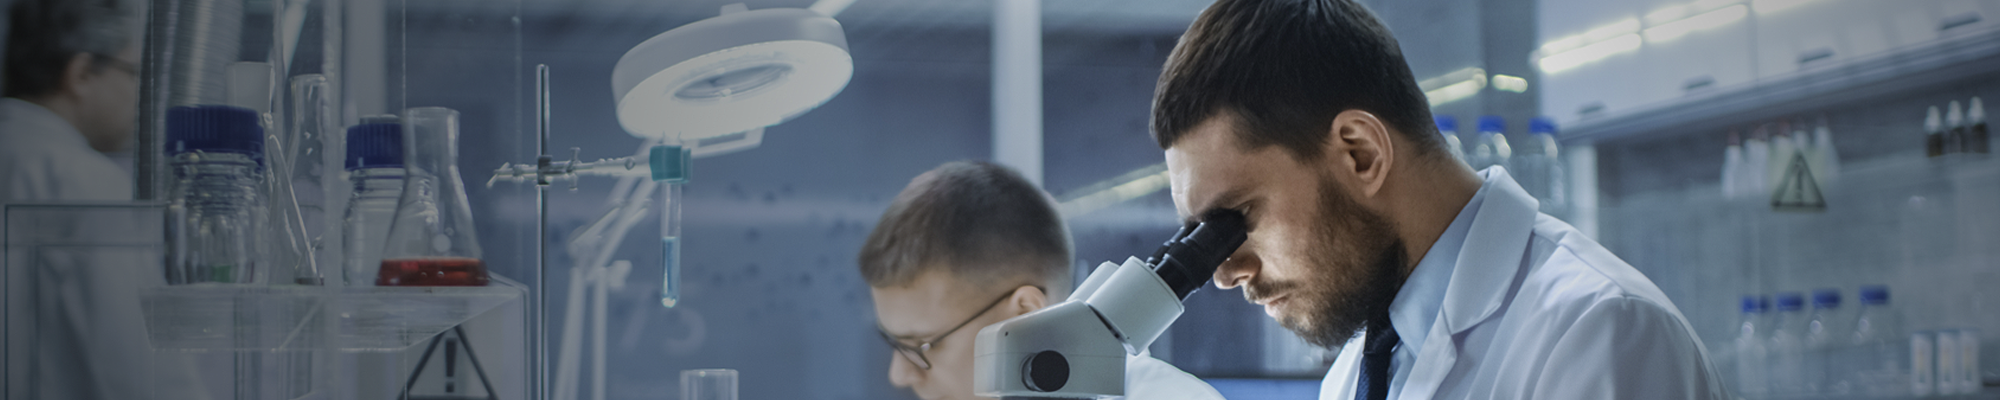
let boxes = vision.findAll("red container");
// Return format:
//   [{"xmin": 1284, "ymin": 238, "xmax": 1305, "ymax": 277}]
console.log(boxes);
[{"xmin": 378, "ymin": 257, "xmax": 490, "ymax": 286}]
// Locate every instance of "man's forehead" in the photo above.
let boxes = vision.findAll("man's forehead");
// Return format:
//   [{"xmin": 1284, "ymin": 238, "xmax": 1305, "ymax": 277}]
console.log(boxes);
[
  {"xmin": 870, "ymin": 270, "xmax": 976, "ymax": 335},
  {"xmin": 1165, "ymin": 121, "xmax": 1250, "ymax": 222}
]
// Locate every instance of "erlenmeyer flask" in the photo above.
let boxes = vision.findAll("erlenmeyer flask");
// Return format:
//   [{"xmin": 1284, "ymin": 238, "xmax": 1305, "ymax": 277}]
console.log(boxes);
[{"xmin": 377, "ymin": 107, "xmax": 489, "ymax": 286}]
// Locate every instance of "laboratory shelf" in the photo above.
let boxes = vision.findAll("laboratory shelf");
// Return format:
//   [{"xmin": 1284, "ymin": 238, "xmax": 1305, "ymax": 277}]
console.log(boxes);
[
  {"xmin": 1559, "ymin": 24, "xmax": 2000, "ymax": 145},
  {"xmin": 140, "ymin": 274, "xmax": 524, "ymax": 352}
]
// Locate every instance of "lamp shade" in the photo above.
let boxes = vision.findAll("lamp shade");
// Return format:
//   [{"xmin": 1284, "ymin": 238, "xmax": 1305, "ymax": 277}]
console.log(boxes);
[{"xmin": 611, "ymin": 8, "xmax": 852, "ymax": 143}]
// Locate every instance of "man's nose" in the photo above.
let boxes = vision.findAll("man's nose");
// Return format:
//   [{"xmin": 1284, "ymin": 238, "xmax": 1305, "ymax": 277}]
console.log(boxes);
[
  {"xmin": 1212, "ymin": 247, "xmax": 1258, "ymax": 290},
  {"xmin": 887, "ymin": 351, "xmax": 922, "ymax": 388}
]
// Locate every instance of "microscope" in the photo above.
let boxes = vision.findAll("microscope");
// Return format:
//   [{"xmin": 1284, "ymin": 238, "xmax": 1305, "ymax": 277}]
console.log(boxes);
[{"xmin": 972, "ymin": 210, "xmax": 1248, "ymax": 399}]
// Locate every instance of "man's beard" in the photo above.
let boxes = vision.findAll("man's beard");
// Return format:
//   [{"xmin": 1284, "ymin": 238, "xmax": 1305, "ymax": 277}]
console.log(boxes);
[{"xmin": 1253, "ymin": 174, "xmax": 1409, "ymax": 348}]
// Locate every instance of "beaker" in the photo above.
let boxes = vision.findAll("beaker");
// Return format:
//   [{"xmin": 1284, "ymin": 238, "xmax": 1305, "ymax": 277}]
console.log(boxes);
[
  {"xmin": 680, "ymin": 369, "xmax": 737, "ymax": 400},
  {"xmin": 377, "ymin": 107, "xmax": 489, "ymax": 286}
]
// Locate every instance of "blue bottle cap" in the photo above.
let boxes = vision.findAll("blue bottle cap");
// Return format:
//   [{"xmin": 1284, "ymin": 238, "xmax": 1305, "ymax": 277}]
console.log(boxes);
[
  {"xmin": 1812, "ymin": 288, "xmax": 1841, "ymax": 309},
  {"xmin": 1478, "ymin": 115, "xmax": 1506, "ymax": 133},
  {"xmin": 345, "ymin": 122, "xmax": 404, "ymax": 170},
  {"xmin": 1435, "ymin": 116, "xmax": 1458, "ymax": 134},
  {"xmin": 1530, "ymin": 116, "xmax": 1558, "ymax": 136},
  {"xmin": 1859, "ymin": 285, "xmax": 1890, "ymax": 305},
  {"xmin": 166, "ymin": 105, "xmax": 264, "ymax": 160},
  {"xmin": 1776, "ymin": 292, "xmax": 1806, "ymax": 311},
  {"xmin": 1741, "ymin": 295, "xmax": 1762, "ymax": 314}
]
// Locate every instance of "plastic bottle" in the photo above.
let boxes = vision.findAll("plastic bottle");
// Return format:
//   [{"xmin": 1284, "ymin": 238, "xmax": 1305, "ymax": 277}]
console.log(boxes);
[
  {"xmin": 1768, "ymin": 122, "xmax": 1799, "ymax": 196},
  {"xmin": 1927, "ymin": 106, "xmax": 1946, "ymax": 158},
  {"xmin": 1745, "ymin": 127, "xmax": 1771, "ymax": 195},
  {"xmin": 1771, "ymin": 292, "xmax": 1808, "ymax": 395},
  {"xmin": 1947, "ymin": 101, "xmax": 1967, "ymax": 156},
  {"xmin": 1969, "ymin": 97, "xmax": 1988, "ymax": 154},
  {"xmin": 339, "ymin": 118, "xmax": 404, "ymax": 287},
  {"xmin": 1811, "ymin": 116, "xmax": 1840, "ymax": 184},
  {"xmin": 1940, "ymin": 328, "xmax": 1964, "ymax": 394},
  {"xmin": 1738, "ymin": 295, "xmax": 1771, "ymax": 396},
  {"xmin": 1723, "ymin": 131, "xmax": 1744, "ymax": 199},
  {"xmin": 1435, "ymin": 116, "xmax": 1466, "ymax": 163},
  {"xmin": 1512, "ymin": 117, "xmax": 1565, "ymax": 215},
  {"xmin": 165, "ymin": 105, "xmax": 267, "ymax": 285},
  {"xmin": 1957, "ymin": 329, "xmax": 1981, "ymax": 394},
  {"xmin": 1852, "ymin": 285, "xmax": 1902, "ymax": 396},
  {"xmin": 1807, "ymin": 289, "xmax": 1845, "ymax": 395},
  {"xmin": 1916, "ymin": 330, "xmax": 1937, "ymax": 396},
  {"xmin": 1468, "ymin": 116, "xmax": 1512, "ymax": 172}
]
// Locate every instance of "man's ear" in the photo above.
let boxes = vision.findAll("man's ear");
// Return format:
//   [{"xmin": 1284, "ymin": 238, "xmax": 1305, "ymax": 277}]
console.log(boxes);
[
  {"xmin": 1321, "ymin": 109, "xmax": 1395, "ymax": 198},
  {"xmin": 1008, "ymin": 285, "xmax": 1048, "ymax": 316},
  {"xmin": 60, "ymin": 52, "xmax": 96, "ymax": 97}
]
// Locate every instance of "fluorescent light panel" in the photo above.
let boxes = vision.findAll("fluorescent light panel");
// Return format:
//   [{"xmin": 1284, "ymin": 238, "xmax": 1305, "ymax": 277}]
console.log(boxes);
[
  {"xmin": 1645, "ymin": 4, "xmax": 1748, "ymax": 42},
  {"xmin": 1538, "ymin": 33, "xmax": 1641, "ymax": 73},
  {"xmin": 1492, "ymin": 74, "xmax": 1529, "ymax": 93}
]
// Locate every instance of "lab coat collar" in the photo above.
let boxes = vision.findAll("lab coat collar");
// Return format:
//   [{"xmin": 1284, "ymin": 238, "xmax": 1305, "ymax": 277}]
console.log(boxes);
[
  {"xmin": 0, "ymin": 97, "xmax": 89, "ymax": 149},
  {"xmin": 1393, "ymin": 167, "xmax": 1538, "ymax": 400},
  {"xmin": 1386, "ymin": 178, "xmax": 1484, "ymax": 360},
  {"xmin": 1439, "ymin": 167, "xmax": 1536, "ymax": 334}
]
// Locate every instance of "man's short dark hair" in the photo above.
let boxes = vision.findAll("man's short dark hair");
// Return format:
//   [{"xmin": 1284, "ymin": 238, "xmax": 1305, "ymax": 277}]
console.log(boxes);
[
  {"xmin": 859, "ymin": 161, "xmax": 1073, "ymax": 297},
  {"xmin": 1151, "ymin": 0, "xmax": 1441, "ymax": 161},
  {"xmin": 5, "ymin": 0, "xmax": 139, "ymax": 98}
]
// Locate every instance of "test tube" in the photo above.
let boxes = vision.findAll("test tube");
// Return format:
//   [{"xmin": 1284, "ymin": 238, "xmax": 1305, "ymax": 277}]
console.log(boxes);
[{"xmin": 654, "ymin": 144, "xmax": 691, "ymax": 307}]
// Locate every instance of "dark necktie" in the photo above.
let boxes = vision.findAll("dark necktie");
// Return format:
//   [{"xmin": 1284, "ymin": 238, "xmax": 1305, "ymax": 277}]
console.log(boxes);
[{"xmin": 1355, "ymin": 319, "xmax": 1400, "ymax": 400}]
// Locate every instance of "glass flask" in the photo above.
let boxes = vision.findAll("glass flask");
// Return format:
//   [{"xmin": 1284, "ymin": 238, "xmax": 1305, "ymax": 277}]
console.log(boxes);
[{"xmin": 377, "ymin": 107, "xmax": 489, "ymax": 286}]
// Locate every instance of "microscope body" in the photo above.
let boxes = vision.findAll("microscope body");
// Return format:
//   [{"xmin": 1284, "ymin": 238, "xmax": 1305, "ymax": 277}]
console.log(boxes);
[
  {"xmin": 973, "ymin": 210, "xmax": 1245, "ymax": 399},
  {"xmin": 972, "ymin": 256, "xmax": 1186, "ymax": 399}
]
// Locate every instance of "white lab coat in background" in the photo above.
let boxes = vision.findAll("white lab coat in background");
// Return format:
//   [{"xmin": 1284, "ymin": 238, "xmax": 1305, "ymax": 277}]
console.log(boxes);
[
  {"xmin": 0, "ymin": 97, "xmax": 204, "ymax": 400},
  {"xmin": 1127, "ymin": 352, "xmax": 1228, "ymax": 400},
  {"xmin": 1319, "ymin": 168, "xmax": 1726, "ymax": 400}
]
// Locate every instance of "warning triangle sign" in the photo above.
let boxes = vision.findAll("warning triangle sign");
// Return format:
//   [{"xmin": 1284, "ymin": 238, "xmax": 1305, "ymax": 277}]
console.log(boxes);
[
  {"xmin": 400, "ymin": 326, "xmax": 498, "ymax": 400},
  {"xmin": 1771, "ymin": 152, "xmax": 1826, "ymax": 212}
]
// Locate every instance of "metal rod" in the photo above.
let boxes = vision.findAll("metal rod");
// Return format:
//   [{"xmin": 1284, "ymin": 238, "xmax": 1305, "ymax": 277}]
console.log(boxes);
[{"xmin": 535, "ymin": 63, "xmax": 551, "ymax": 400}]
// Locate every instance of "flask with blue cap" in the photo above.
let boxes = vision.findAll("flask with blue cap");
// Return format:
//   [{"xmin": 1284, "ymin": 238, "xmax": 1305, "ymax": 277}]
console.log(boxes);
[
  {"xmin": 165, "ymin": 105, "xmax": 267, "ymax": 284},
  {"xmin": 340, "ymin": 116, "xmax": 405, "ymax": 286}
]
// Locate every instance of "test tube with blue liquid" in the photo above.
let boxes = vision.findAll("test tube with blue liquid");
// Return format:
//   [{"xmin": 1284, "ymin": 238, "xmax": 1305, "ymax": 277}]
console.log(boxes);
[{"xmin": 653, "ymin": 144, "xmax": 691, "ymax": 307}]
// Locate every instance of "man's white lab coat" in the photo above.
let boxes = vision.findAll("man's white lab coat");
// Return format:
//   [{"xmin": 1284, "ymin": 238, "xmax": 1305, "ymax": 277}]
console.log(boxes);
[
  {"xmin": 1319, "ymin": 168, "xmax": 1726, "ymax": 400},
  {"xmin": 0, "ymin": 97, "xmax": 202, "ymax": 400},
  {"xmin": 1128, "ymin": 352, "xmax": 1228, "ymax": 400}
]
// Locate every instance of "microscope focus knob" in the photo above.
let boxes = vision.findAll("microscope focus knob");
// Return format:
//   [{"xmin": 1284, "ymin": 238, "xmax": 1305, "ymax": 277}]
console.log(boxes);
[{"xmin": 1022, "ymin": 350, "xmax": 1069, "ymax": 392}]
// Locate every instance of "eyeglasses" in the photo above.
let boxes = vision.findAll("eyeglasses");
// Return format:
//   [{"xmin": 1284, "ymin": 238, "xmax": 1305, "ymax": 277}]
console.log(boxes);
[
  {"xmin": 876, "ymin": 289, "xmax": 1023, "ymax": 370},
  {"xmin": 90, "ymin": 54, "xmax": 139, "ymax": 77}
]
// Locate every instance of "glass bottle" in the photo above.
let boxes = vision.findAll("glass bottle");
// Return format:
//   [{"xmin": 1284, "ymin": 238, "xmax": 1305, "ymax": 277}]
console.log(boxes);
[
  {"xmin": 341, "ymin": 117, "xmax": 404, "ymax": 286},
  {"xmin": 1468, "ymin": 115, "xmax": 1511, "ymax": 172},
  {"xmin": 165, "ymin": 105, "xmax": 267, "ymax": 284},
  {"xmin": 377, "ymin": 107, "xmax": 489, "ymax": 286},
  {"xmin": 1435, "ymin": 116, "xmax": 1465, "ymax": 163},
  {"xmin": 1771, "ymin": 292, "xmax": 1807, "ymax": 396},
  {"xmin": 1738, "ymin": 295, "xmax": 1771, "ymax": 396}
]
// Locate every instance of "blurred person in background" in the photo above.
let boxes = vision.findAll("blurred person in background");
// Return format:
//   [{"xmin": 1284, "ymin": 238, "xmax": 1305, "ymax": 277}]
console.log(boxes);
[
  {"xmin": 1, "ymin": 1, "xmax": 205, "ymax": 399},
  {"xmin": 1149, "ymin": 0, "xmax": 1725, "ymax": 399},
  {"xmin": 860, "ymin": 161, "xmax": 1226, "ymax": 400},
  {"xmin": 1, "ymin": 0, "xmax": 138, "ymax": 200}
]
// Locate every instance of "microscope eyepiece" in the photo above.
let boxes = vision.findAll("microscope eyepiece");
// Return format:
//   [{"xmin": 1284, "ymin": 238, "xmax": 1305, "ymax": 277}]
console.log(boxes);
[{"xmin": 1151, "ymin": 209, "xmax": 1248, "ymax": 300}]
